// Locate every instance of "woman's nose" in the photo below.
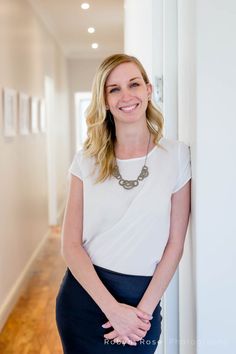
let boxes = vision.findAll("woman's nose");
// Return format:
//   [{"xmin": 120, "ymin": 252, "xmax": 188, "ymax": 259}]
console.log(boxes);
[{"xmin": 120, "ymin": 88, "xmax": 132, "ymax": 101}]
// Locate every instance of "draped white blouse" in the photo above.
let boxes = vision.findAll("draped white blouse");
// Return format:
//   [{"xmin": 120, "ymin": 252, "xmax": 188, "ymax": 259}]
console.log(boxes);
[{"xmin": 69, "ymin": 137, "xmax": 191, "ymax": 276}]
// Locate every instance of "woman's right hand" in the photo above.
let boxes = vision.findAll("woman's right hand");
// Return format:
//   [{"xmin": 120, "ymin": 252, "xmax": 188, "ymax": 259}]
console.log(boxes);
[{"xmin": 102, "ymin": 303, "xmax": 152, "ymax": 345}]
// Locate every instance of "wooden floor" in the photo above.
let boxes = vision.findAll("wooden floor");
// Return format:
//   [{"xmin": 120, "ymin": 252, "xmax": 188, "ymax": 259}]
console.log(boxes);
[{"xmin": 0, "ymin": 227, "xmax": 66, "ymax": 354}]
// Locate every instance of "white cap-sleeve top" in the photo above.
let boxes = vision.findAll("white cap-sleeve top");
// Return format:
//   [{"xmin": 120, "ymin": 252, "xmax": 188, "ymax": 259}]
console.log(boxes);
[{"xmin": 69, "ymin": 137, "xmax": 191, "ymax": 276}]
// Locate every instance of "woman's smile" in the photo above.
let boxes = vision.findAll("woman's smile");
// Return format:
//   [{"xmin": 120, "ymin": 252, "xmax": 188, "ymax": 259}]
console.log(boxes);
[{"xmin": 119, "ymin": 103, "xmax": 139, "ymax": 112}]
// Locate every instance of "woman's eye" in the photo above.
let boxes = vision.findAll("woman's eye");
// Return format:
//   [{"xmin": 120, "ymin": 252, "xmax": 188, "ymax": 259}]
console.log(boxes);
[
  {"xmin": 130, "ymin": 82, "xmax": 139, "ymax": 88},
  {"xmin": 109, "ymin": 87, "xmax": 119, "ymax": 93}
]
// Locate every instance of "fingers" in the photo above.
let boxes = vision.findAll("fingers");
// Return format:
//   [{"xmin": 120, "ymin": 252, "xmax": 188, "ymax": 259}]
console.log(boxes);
[
  {"xmin": 140, "ymin": 318, "xmax": 149, "ymax": 323},
  {"xmin": 128, "ymin": 334, "xmax": 142, "ymax": 342},
  {"xmin": 136, "ymin": 328, "xmax": 147, "ymax": 338},
  {"xmin": 103, "ymin": 329, "xmax": 144, "ymax": 346},
  {"xmin": 104, "ymin": 329, "xmax": 147, "ymax": 342},
  {"xmin": 104, "ymin": 330, "xmax": 136, "ymax": 346},
  {"xmin": 101, "ymin": 321, "xmax": 112, "ymax": 329},
  {"xmin": 104, "ymin": 330, "xmax": 118, "ymax": 340},
  {"xmin": 114, "ymin": 336, "xmax": 137, "ymax": 346},
  {"xmin": 135, "ymin": 308, "xmax": 153, "ymax": 321},
  {"xmin": 139, "ymin": 320, "xmax": 151, "ymax": 332},
  {"xmin": 103, "ymin": 321, "xmax": 150, "ymax": 341}
]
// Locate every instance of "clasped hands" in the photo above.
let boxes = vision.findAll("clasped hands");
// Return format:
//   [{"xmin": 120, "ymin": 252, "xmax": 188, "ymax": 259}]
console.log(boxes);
[{"xmin": 102, "ymin": 303, "xmax": 152, "ymax": 346}]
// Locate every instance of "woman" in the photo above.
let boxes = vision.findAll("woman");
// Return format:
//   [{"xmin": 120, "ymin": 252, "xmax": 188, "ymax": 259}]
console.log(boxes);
[{"xmin": 56, "ymin": 53, "xmax": 191, "ymax": 353}]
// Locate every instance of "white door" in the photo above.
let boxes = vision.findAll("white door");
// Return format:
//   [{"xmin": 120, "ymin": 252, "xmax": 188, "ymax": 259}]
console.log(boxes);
[{"xmin": 44, "ymin": 76, "xmax": 57, "ymax": 225}]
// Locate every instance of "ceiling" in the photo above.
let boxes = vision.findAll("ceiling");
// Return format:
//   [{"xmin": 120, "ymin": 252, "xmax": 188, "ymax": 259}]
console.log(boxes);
[{"xmin": 28, "ymin": 0, "xmax": 124, "ymax": 59}]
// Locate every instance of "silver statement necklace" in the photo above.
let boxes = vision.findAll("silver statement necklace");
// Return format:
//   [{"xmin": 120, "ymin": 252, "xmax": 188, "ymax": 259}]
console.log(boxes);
[{"xmin": 113, "ymin": 133, "xmax": 151, "ymax": 190}]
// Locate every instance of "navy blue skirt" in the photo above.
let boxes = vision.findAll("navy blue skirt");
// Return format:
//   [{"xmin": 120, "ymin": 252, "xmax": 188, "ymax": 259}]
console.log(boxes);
[{"xmin": 56, "ymin": 265, "xmax": 162, "ymax": 354}]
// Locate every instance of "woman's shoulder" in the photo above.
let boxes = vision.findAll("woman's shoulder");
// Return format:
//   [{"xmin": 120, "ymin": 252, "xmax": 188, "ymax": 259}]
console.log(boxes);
[
  {"xmin": 72, "ymin": 147, "xmax": 93, "ymax": 161},
  {"xmin": 69, "ymin": 146, "xmax": 100, "ymax": 181},
  {"xmin": 159, "ymin": 136, "xmax": 190, "ymax": 152},
  {"xmin": 157, "ymin": 138, "xmax": 191, "ymax": 166}
]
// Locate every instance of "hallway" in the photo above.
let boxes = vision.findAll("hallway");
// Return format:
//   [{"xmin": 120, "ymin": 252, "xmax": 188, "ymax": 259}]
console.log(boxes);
[
  {"xmin": 0, "ymin": 227, "xmax": 65, "ymax": 354},
  {"xmin": 1, "ymin": 1, "xmax": 236, "ymax": 354}
]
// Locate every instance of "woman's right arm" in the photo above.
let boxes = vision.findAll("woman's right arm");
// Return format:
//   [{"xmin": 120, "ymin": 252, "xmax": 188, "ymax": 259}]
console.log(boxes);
[
  {"xmin": 61, "ymin": 174, "xmax": 151, "ymax": 343},
  {"xmin": 61, "ymin": 174, "xmax": 118, "ymax": 315}
]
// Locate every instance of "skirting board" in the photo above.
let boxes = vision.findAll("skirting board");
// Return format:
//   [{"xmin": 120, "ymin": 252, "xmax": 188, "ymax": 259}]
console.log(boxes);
[{"xmin": 0, "ymin": 229, "xmax": 50, "ymax": 332}]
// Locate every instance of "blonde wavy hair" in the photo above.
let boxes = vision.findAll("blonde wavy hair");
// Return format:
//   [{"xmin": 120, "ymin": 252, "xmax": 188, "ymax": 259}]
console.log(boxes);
[{"xmin": 83, "ymin": 53, "xmax": 164, "ymax": 183}]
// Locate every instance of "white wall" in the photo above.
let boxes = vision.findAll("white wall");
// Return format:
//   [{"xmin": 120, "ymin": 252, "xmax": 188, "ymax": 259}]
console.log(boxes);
[
  {"xmin": 124, "ymin": 0, "xmax": 154, "ymax": 81},
  {"xmin": 194, "ymin": 0, "xmax": 236, "ymax": 352},
  {"xmin": 178, "ymin": 0, "xmax": 236, "ymax": 353},
  {"xmin": 0, "ymin": 0, "xmax": 70, "ymax": 330}
]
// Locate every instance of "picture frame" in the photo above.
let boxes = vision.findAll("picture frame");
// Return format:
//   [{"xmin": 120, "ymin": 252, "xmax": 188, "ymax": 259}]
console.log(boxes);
[
  {"xmin": 31, "ymin": 97, "xmax": 39, "ymax": 133},
  {"xmin": 3, "ymin": 88, "xmax": 17, "ymax": 137},
  {"xmin": 19, "ymin": 93, "xmax": 30, "ymax": 135}
]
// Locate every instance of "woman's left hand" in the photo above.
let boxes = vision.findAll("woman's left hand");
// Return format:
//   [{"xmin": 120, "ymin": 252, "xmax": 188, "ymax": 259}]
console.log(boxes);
[{"xmin": 102, "ymin": 315, "xmax": 151, "ymax": 346}]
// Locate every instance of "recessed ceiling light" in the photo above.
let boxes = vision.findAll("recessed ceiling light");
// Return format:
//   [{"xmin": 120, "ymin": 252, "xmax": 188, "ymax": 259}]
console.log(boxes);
[
  {"xmin": 88, "ymin": 27, "xmax": 95, "ymax": 34},
  {"xmin": 81, "ymin": 3, "xmax": 90, "ymax": 10},
  {"xmin": 91, "ymin": 43, "xmax": 98, "ymax": 49}
]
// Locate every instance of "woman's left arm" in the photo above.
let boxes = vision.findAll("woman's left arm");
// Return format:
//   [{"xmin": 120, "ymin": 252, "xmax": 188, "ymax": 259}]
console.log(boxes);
[
  {"xmin": 138, "ymin": 179, "xmax": 191, "ymax": 315},
  {"xmin": 101, "ymin": 180, "xmax": 191, "ymax": 345}
]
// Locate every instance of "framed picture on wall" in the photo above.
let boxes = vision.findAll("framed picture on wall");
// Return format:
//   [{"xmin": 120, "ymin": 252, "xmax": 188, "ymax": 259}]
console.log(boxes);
[
  {"xmin": 39, "ymin": 99, "xmax": 46, "ymax": 133},
  {"xmin": 31, "ymin": 97, "xmax": 39, "ymax": 133},
  {"xmin": 19, "ymin": 93, "xmax": 30, "ymax": 135},
  {"xmin": 3, "ymin": 88, "xmax": 17, "ymax": 137}
]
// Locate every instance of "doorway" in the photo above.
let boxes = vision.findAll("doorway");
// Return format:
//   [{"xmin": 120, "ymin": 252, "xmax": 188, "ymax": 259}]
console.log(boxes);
[{"xmin": 74, "ymin": 92, "xmax": 91, "ymax": 150}]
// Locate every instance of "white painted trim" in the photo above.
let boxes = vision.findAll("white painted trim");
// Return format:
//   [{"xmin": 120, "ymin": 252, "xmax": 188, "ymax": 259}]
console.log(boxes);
[
  {"xmin": 0, "ymin": 229, "xmax": 50, "ymax": 332},
  {"xmin": 177, "ymin": 1, "xmax": 196, "ymax": 353},
  {"xmin": 162, "ymin": 1, "xmax": 179, "ymax": 354},
  {"xmin": 163, "ymin": 0, "xmax": 178, "ymax": 140}
]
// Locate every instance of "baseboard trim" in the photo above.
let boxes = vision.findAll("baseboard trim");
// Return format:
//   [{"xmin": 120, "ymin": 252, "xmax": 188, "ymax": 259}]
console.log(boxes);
[{"xmin": 0, "ymin": 229, "xmax": 50, "ymax": 332}]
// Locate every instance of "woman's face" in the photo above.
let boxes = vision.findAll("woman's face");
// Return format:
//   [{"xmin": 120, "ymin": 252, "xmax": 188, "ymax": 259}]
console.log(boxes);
[{"xmin": 105, "ymin": 62, "xmax": 152, "ymax": 125}]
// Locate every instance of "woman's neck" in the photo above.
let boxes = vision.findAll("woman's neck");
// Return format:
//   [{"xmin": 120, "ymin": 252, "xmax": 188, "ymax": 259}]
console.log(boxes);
[{"xmin": 114, "ymin": 127, "xmax": 154, "ymax": 159}]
